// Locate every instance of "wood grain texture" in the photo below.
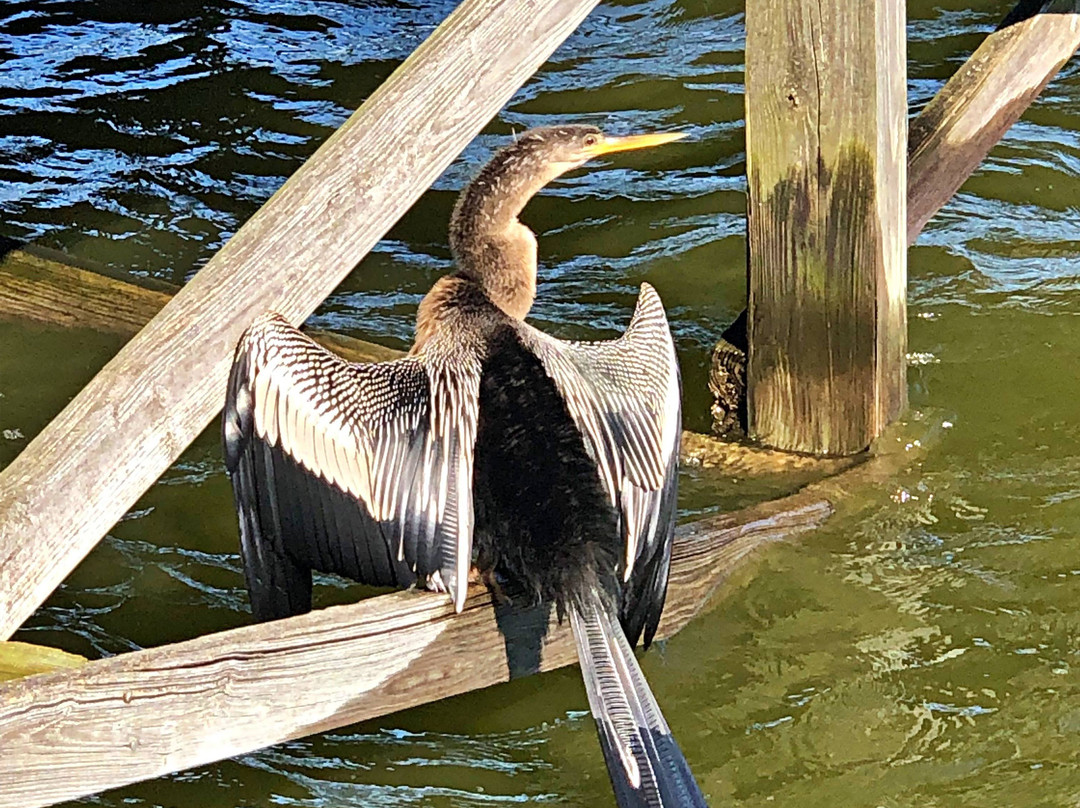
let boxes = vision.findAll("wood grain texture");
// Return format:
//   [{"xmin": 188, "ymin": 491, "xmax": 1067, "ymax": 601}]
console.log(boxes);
[
  {"xmin": 907, "ymin": 0, "xmax": 1080, "ymax": 243},
  {"xmin": 710, "ymin": 0, "xmax": 1080, "ymax": 443},
  {"xmin": 744, "ymin": 0, "xmax": 907, "ymax": 457},
  {"xmin": 0, "ymin": 481, "xmax": 841, "ymax": 808},
  {"xmin": 0, "ymin": 0, "xmax": 601, "ymax": 641},
  {"xmin": 0, "ymin": 246, "xmax": 174, "ymax": 337}
]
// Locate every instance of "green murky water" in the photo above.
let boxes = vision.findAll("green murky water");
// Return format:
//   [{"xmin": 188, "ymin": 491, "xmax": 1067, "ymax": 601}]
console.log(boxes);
[{"xmin": 1, "ymin": 0, "xmax": 1079, "ymax": 804}]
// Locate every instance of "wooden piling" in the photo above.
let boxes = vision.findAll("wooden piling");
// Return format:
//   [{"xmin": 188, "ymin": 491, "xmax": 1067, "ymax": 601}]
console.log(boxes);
[
  {"xmin": 0, "ymin": 0, "xmax": 601, "ymax": 642},
  {"xmin": 744, "ymin": 0, "xmax": 907, "ymax": 456},
  {"xmin": 710, "ymin": 0, "xmax": 1080, "ymax": 441}
]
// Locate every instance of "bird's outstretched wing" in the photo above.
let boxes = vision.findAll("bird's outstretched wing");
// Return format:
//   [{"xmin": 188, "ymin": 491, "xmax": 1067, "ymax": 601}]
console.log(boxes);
[
  {"xmin": 222, "ymin": 313, "xmax": 479, "ymax": 619},
  {"xmin": 515, "ymin": 283, "xmax": 682, "ymax": 647}
]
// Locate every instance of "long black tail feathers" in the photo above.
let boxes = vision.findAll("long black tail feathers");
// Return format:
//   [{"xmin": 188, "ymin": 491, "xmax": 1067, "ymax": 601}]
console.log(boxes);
[{"xmin": 569, "ymin": 593, "xmax": 708, "ymax": 807}]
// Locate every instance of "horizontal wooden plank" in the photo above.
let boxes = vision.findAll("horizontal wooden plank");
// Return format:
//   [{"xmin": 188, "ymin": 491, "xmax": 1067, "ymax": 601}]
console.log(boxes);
[
  {"xmin": 0, "ymin": 0, "xmax": 602, "ymax": 641},
  {"xmin": 0, "ymin": 244, "xmax": 851, "ymax": 477},
  {"xmin": 0, "ymin": 244, "xmax": 401, "ymax": 364},
  {"xmin": 0, "ymin": 482, "xmax": 839, "ymax": 808}
]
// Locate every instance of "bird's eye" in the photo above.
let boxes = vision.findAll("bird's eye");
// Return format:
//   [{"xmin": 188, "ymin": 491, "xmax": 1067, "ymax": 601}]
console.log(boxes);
[{"xmin": 584, "ymin": 134, "xmax": 598, "ymax": 147}]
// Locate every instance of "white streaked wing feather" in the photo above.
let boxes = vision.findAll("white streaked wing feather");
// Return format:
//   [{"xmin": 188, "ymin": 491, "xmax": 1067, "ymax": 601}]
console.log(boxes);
[{"xmin": 231, "ymin": 313, "xmax": 480, "ymax": 605}]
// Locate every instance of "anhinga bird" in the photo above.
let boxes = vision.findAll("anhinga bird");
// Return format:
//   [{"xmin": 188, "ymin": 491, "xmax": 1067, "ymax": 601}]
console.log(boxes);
[{"xmin": 223, "ymin": 125, "xmax": 706, "ymax": 807}]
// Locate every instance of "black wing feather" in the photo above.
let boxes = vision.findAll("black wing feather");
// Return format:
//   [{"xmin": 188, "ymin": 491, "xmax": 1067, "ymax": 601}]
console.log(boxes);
[
  {"xmin": 223, "ymin": 313, "xmax": 479, "ymax": 619},
  {"xmin": 515, "ymin": 283, "xmax": 682, "ymax": 647},
  {"xmin": 619, "ymin": 446, "xmax": 679, "ymax": 649}
]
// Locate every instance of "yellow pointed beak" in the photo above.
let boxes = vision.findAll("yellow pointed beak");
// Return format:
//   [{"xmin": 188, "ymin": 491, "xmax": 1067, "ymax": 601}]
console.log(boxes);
[{"xmin": 585, "ymin": 131, "xmax": 687, "ymax": 157}]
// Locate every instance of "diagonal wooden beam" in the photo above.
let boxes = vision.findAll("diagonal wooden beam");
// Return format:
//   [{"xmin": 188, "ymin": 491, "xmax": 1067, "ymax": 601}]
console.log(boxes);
[
  {"xmin": 907, "ymin": 0, "xmax": 1080, "ymax": 243},
  {"xmin": 0, "ymin": 0, "xmax": 602, "ymax": 641}
]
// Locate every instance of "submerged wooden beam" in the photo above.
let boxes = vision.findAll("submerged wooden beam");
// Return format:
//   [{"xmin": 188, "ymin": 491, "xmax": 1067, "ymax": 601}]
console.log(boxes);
[
  {"xmin": 1, "ymin": 242, "xmax": 846, "ymax": 477},
  {"xmin": 0, "ymin": 471, "xmax": 850, "ymax": 808},
  {"xmin": 0, "ymin": 641, "xmax": 85, "ymax": 683},
  {"xmin": 744, "ymin": 0, "xmax": 907, "ymax": 456},
  {"xmin": 0, "ymin": 0, "xmax": 602, "ymax": 642},
  {"xmin": 0, "ymin": 242, "xmax": 400, "ymax": 364},
  {"xmin": 0, "ymin": 240, "xmax": 175, "ymax": 337},
  {"xmin": 908, "ymin": 0, "xmax": 1080, "ymax": 243}
]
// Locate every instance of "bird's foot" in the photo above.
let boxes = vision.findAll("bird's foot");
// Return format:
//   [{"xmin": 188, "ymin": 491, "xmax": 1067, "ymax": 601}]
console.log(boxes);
[{"xmin": 423, "ymin": 569, "xmax": 448, "ymax": 594}]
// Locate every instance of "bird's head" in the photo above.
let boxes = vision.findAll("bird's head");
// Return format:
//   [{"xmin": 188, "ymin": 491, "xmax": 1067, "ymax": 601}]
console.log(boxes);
[
  {"xmin": 447, "ymin": 123, "xmax": 685, "ymax": 320},
  {"xmin": 504, "ymin": 124, "xmax": 686, "ymax": 184}
]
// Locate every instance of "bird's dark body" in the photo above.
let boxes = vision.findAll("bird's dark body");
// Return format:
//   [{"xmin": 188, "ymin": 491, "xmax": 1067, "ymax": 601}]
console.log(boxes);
[
  {"xmin": 473, "ymin": 322, "xmax": 621, "ymax": 617},
  {"xmin": 473, "ymin": 314, "xmax": 678, "ymax": 650}
]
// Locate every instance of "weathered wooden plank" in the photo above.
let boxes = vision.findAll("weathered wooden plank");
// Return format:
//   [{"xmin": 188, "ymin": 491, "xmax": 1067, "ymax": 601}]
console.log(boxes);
[
  {"xmin": 0, "ymin": 0, "xmax": 602, "ymax": 641},
  {"xmin": 908, "ymin": 0, "xmax": 1080, "ymax": 242},
  {"xmin": 0, "ymin": 243, "xmax": 853, "ymax": 477},
  {"xmin": 744, "ymin": 0, "xmax": 907, "ymax": 456},
  {"xmin": 0, "ymin": 478, "xmax": 842, "ymax": 808},
  {"xmin": 0, "ymin": 241, "xmax": 174, "ymax": 337}
]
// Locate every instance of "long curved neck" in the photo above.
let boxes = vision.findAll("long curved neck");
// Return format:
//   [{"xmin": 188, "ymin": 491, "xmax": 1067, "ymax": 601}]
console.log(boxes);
[{"xmin": 449, "ymin": 146, "xmax": 563, "ymax": 320}]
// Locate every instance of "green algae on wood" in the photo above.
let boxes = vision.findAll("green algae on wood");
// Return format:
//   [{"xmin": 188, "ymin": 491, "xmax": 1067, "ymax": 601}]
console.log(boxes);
[
  {"xmin": 744, "ymin": 0, "xmax": 907, "ymax": 457},
  {"xmin": 0, "ymin": 641, "xmax": 86, "ymax": 682}
]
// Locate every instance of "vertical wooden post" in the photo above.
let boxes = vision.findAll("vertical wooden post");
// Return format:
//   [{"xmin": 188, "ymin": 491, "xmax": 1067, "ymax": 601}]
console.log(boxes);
[{"xmin": 745, "ymin": 0, "xmax": 907, "ymax": 456}]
